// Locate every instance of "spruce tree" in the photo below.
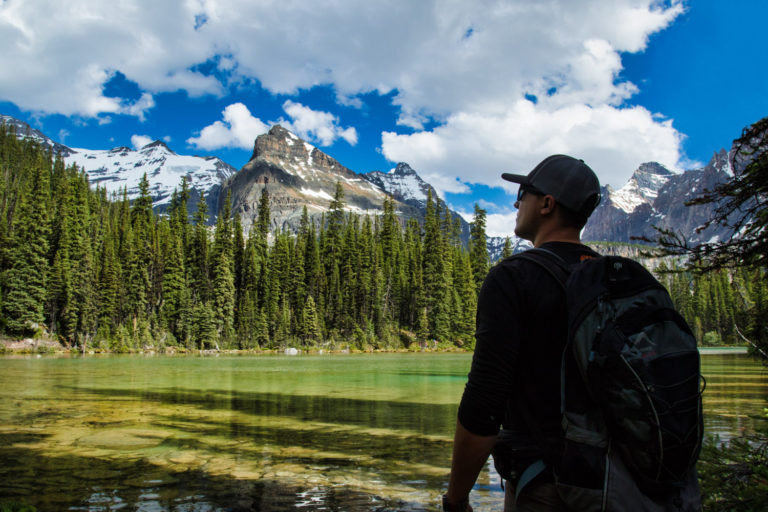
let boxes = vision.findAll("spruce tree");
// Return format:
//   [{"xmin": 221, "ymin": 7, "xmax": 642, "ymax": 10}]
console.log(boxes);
[
  {"xmin": 2, "ymin": 161, "xmax": 51, "ymax": 335},
  {"xmin": 469, "ymin": 204, "xmax": 489, "ymax": 293},
  {"xmin": 501, "ymin": 236, "xmax": 514, "ymax": 259},
  {"xmin": 211, "ymin": 193, "xmax": 235, "ymax": 343}
]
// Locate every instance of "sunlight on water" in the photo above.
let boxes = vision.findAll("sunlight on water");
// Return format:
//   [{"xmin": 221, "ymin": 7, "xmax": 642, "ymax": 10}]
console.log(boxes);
[{"xmin": 0, "ymin": 353, "xmax": 765, "ymax": 511}]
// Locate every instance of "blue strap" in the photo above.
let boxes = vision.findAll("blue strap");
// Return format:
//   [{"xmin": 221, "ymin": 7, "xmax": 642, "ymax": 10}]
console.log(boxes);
[{"xmin": 515, "ymin": 458, "xmax": 546, "ymax": 500}]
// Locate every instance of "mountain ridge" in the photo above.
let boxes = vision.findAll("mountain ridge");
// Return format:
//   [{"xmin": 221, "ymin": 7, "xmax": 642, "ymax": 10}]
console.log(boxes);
[{"xmin": 1, "ymin": 113, "xmax": 741, "ymax": 257}]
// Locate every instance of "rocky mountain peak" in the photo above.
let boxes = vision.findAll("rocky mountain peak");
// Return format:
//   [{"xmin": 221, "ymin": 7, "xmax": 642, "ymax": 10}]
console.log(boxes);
[
  {"xmin": 141, "ymin": 140, "xmax": 175, "ymax": 154},
  {"xmin": 362, "ymin": 162, "xmax": 434, "ymax": 204},
  {"xmin": 248, "ymin": 124, "xmax": 357, "ymax": 181},
  {"xmin": 635, "ymin": 161, "xmax": 675, "ymax": 179},
  {"xmin": 393, "ymin": 162, "xmax": 417, "ymax": 175},
  {"xmin": 607, "ymin": 161, "xmax": 675, "ymax": 214},
  {"xmin": 1, "ymin": 114, "xmax": 74, "ymax": 157},
  {"xmin": 704, "ymin": 148, "xmax": 732, "ymax": 176}
]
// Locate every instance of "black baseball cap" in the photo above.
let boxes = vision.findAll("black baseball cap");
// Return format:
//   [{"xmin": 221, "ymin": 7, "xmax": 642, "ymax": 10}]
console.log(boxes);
[{"xmin": 502, "ymin": 154, "xmax": 601, "ymax": 217}]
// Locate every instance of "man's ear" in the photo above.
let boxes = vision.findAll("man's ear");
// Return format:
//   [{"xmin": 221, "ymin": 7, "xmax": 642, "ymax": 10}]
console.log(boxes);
[{"xmin": 540, "ymin": 195, "xmax": 556, "ymax": 215}]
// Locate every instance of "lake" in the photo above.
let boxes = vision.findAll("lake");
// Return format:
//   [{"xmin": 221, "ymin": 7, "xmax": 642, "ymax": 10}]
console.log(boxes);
[{"xmin": 0, "ymin": 352, "xmax": 765, "ymax": 511}]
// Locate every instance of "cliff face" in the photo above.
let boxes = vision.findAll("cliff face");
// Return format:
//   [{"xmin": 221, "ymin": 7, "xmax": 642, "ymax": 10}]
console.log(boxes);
[
  {"xmin": 223, "ymin": 125, "xmax": 423, "ymax": 234},
  {"xmin": 582, "ymin": 150, "xmax": 732, "ymax": 245}
]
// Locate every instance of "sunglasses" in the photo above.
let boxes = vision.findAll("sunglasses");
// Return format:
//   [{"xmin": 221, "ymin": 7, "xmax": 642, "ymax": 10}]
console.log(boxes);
[{"xmin": 517, "ymin": 185, "xmax": 544, "ymax": 201}]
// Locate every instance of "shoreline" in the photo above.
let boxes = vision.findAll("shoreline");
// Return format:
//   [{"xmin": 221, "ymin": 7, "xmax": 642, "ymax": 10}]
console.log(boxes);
[
  {"xmin": 0, "ymin": 337, "xmax": 468, "ymax": 356},
  {"xmin": 0, "ymin": 337, "xmax": 750, "ymax": 356}
]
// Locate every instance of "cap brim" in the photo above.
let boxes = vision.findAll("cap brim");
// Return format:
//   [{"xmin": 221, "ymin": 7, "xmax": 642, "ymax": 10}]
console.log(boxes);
[{"xmin": 501, "ymin": 173, "xmax": 529, "ymax": 185}]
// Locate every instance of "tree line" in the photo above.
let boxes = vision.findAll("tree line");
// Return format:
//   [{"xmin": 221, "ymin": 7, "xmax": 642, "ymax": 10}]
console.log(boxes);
[
  {"xmin": 656, "ymin": 262, "xmax": 766, "ymax": 346},
  {"xmin": 0, "ymin": 125, "xmax": 495, "ymax": 351},
  {"xmin": 1, "ymin": 122, "xmax": 762, "ymax": 353}
]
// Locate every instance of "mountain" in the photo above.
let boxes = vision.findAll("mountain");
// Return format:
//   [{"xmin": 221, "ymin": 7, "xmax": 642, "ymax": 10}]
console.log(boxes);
[
  {"xmin": 1, "ymin": 115, "xmax": 236, "ymax": 218},
  {"xmin": 222, "ymin": 125, "xmax": 469, "ymax": 237},
  {"xmin": 363, "ymin": 162, "xmax": 433, "ymax": 207},
  {"xmin": 487, "ymin": 235, "xmax": 532, "ymax": 261},
  {"xmin": 65, "ymin": 140, "xmax": 236, "ymax": 215},
  {"xmin": 1, "ymin": 112, "xmax": 747, "ymax": 256},
  {"xmin": 1, "ymin": 114, "xmax": 74, "ymax": 157},
  {"xmin": 583, "ymin": 151, "xmax": 732, "ymax": 245}
]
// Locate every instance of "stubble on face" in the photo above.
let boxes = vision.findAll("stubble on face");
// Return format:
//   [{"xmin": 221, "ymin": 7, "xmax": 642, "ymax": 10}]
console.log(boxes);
[{"xmin": 514, "ymin": 198, "xmax": 534, "ymax": 241}]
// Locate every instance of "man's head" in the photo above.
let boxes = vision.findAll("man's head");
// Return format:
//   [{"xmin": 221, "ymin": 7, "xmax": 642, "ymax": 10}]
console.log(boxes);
[{"xmin": 502, "ymin": 155, "xmax": 601, "ymax": 242}]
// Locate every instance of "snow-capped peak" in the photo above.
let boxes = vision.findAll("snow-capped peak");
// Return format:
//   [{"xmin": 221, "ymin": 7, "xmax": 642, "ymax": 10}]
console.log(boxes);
[
  {"xmin": 140, "ymin": 140, "xmax": 176, "ymax": 154},
  {"xmin": 364, "ymin": 162, "xmax": 432, "ymax": 203},
  {"xmin": 1, "ymin": 114, "xmax": 74, "ymax": 157},
  {"xmin": 610, "ymin": 162, "xmax": 674, "ymax": 214},
  {"xmin": 65, "ymin": 142, "xmax": 235, "ymax": 207}
]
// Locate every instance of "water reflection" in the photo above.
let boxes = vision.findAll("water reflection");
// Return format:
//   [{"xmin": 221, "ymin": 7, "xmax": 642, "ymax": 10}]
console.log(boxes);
[{"xmin": 0, "ymin": 353, "xmax": 764, "ymax": 511}]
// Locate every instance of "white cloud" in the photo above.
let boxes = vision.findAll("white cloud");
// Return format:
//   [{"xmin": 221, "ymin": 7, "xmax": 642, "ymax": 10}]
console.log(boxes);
[
  {"xmin": 1, "ymin": 1, "xmax": 681, "ymax": 116},
  {"xmin": 122, "ymin": 93, "xmax": 155, "ymax": 122},
  {"xmin": 189, "ymin": 100, "xmax": 358, "ymax": 150},
  {"xmin": 187, "ymin": 103, "xmax": 269, "ymax": 150},
  {"xmin": 456, "ymin": 207, "xmax": 519, "ymax": 238},
  {"xmin": 0, "ymin": 1, "xmax": 219, "ymax": 117},
  {"xmin": 486, "ymin": 211, "xmax": 520, "ymax": 239},
  {"xmin": 383, "ymin": 100, "xmax": 685, "ymax": 192},
  {"xmin": 131, "ymin": 134, "xmax": 152, "ymax": 149},
  {"xmin": 281, "ymin": 100, "xmax": 357, "ymax": 146},
  {"xmin": 0, "ymin": 0, "xmax": 688, "ymax": 183}
]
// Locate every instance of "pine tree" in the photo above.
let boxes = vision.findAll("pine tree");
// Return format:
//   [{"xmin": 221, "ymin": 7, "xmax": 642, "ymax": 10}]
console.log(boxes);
[
  {"xmin": 469, "ymin": 204, "xmax": 489, "ymax": 294},
  {"xmin": 161, "ymin": 227, "xmax": 188, "ymax": 342},
  {"xmin": 255, "ymin": 184, "xmax": 271, "ymax": 244},
  {"xmin": 299, "ymin": 295, "xmax": 321, "ymax": 345},
  {"xmin": 2, "ymin": 160, "xmax": 51, "ymax": 335},
  {"xmin": 454, "ymin": 251, "xmax": 477, "ymax": 347},
  {"xmin": 501, "ymin": 237, "xmax": 514, "ymax": 259},
  {"xmin": 189, "ymin": 191, "xmax": 211, "ymax": 302},
  {"xmin": 211, "ymin": 193, "xmax": 235, "ymax": 343},
  {"xmin": 98, "ymin": 229, "xmax": 121, "ymax": 328}
]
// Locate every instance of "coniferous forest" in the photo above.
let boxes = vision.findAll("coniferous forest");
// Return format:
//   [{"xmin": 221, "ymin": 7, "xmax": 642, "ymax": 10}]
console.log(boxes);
[
  {"xmin": 0, "ymin": 126, "xmax": 486, "ymax": 352},
  {"xmin": 1, "ymin": 124, "xmax": 762, "ymax": 352}
]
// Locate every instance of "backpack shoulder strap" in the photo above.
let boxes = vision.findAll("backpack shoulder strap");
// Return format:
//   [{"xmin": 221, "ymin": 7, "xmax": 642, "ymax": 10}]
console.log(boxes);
[{"xmin": 511, "ymin": 248, "xmax": 571, "ymax": 291}]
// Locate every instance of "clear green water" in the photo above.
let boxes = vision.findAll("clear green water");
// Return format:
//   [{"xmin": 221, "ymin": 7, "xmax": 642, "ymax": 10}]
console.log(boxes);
[{"xmin": 0, "ymin": 353, "xmax": 765, "ymax": 511}]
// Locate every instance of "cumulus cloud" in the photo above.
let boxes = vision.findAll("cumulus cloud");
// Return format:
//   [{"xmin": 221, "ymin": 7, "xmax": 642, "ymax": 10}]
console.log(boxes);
[
  {"xmin": 383, "ymin": 100, "xmax": 685, "ymax": 192},
  {"xmin": 0, "ymin": 1, "xmax": 219, "ymax": 117},
  {"xmin": 189, "ymin": 100, "xmax": 357, "ymax": 150},
  {"xmin": 131, "ymin": 134, "xmax": 153, "ymax": 149},
  {"xmin": 1, "ymin": 0, "xmax": 688, "ymax": 187},
  {"xmin": 456, "ymin": 208, "xmax": 519, "ymax": 239},
  {"xmin": 281, "ymin": 100, "xmax": 357, "ymax": 146},
  {"xmin": 187, "ymin": 103, "xmax": 269, "ymax": 150},
  {"xmin": 122, "ymin": 93, "xmax": 155, "ymax": 122},
  {"xmin": 486, "ymin": 211, "xmax": 520, "ymax": 239}
]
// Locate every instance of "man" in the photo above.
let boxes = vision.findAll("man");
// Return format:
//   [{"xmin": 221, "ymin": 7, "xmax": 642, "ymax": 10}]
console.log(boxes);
[{"xmin": 443, "ymin": 155, "xmax": 602, "ymax": 512}]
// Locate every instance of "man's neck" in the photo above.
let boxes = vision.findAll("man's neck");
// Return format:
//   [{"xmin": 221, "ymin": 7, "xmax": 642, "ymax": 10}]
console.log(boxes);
[{"xmin": 532, "ymin": 226, "xmax": 582, "ymax": 248}]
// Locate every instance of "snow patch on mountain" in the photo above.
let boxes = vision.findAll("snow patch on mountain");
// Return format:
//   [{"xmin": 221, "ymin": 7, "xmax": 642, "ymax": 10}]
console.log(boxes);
[
  {"xmin": 363, "ymin": 162, "xmax": 431, "ymax": 203},
  {"xmin": 65, "ymin": 141, "xmax": 236, "ymax": 206},
  {"xmin": 486, "ymin": 235, "xmax": 532, "ymax": 261},
  {"xmin": 1, "ymin": 114, "xmax": 74, "ymax": 157},
  {"xmin": 609, "ymin": 162, "xmax": 675, "ymax": 213},
  {"xmin": 300, "ymin": 187, "xmax": 334, "ymax": 200}
]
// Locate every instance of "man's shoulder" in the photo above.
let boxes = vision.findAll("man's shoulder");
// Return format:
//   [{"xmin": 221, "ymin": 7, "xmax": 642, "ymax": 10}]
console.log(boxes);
[
  {"xmin": 495, "ymin": 242, "xmax": 598, "ymax": 265},
  {"xmin": 536, "ymin": 241, "xmax": 600, "ymax": 265}
]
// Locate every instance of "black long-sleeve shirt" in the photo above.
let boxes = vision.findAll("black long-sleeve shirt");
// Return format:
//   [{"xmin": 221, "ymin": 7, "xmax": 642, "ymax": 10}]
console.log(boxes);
[{"xmin": 457, "ymin": 242, "xmax": 600, "ymax": 439}]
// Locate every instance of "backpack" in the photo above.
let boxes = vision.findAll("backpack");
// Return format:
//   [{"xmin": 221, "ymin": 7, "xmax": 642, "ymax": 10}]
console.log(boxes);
[{"xmin": 511, "ymin": 249, "xmax": 705, "ymax": 511}]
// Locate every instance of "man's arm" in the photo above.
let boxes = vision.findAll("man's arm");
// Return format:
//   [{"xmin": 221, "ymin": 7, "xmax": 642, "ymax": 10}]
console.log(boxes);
[{"xmin": 444, "ymin": 419, "xmax": 497, "ymax": 510}]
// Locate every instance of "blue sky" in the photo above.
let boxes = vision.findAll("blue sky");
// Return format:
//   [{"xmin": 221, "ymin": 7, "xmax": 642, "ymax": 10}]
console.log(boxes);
[{"xmin": 1, "ymin": 0, "xmax": 766, "ymax": 236}]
